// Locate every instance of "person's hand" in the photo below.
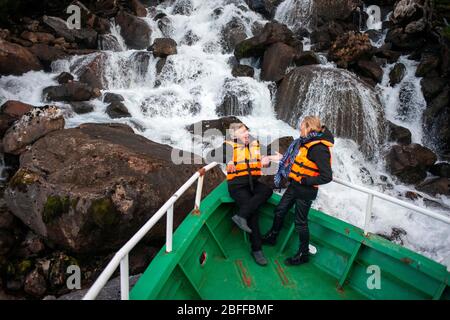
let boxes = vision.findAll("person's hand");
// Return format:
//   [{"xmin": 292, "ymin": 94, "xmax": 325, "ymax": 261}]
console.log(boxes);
[
  {"xmin": 226, "ymin": 161, "xmax": 236, "ymax": 173},
  {"xmin": 261, "ymin": 156, "xmax": 270, "ymax": 168},
  {"xmin": 273, "ymin": 151, "xmax": 283, "ymax": 161}
]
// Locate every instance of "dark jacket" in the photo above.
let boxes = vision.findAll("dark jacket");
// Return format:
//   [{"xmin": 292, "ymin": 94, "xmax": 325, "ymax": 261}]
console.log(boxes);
[{"xmin": 289, "ymin": 126, "xmax": 334, "ymax": 199}]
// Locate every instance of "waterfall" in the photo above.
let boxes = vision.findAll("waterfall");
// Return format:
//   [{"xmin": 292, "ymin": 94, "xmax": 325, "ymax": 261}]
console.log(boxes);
[
  {"xmin": 0, "ymin": 0, "xmax": 449, "ymax": 264},
  {"xmin": 274, "ymin": 0, "xmax": 315, "ymax": 32}
]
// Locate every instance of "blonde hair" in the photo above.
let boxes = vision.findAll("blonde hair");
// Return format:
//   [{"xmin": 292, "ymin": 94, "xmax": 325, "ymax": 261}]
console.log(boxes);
[
  {"xmin": 228, "ymin": 122, "xmax": 246, "ymax": 139},
  {"xmin": 301, "ymin": 116, "xmax": 323, "ymax": 133}
]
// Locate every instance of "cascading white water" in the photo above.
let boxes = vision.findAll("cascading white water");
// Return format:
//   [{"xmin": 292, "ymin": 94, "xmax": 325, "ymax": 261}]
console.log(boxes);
[
  {"xmin": 274, "ymin": 0, "xmax": 315, "ymax": 32},
  {"xmin": 0, "ymin": 0, "xmax": 449, "ymax": 263},
  {"xmin": 379, "ymin": 55, "xmax": 427, "ymax": 144}
]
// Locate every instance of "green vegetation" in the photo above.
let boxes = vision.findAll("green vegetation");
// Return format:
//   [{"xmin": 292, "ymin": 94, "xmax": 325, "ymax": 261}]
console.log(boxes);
[
  {"xmin": 42, "ymin": 195, "xmax": 71, "ymax": 224},
  {"xmin": 89, "ymin": 198, "xmax": 119, "ymax": 228}
]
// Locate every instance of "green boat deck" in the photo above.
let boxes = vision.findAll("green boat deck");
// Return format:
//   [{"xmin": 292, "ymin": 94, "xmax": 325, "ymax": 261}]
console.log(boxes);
[{"xmin": 131, "ymin": 181, "xmax": 450, "ymax": 300}]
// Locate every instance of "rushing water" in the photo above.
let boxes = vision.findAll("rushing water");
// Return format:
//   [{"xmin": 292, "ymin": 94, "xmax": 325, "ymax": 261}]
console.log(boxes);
[{"xmin": 0, "ymin": 0, "xmax": 449, "ymax": 264}]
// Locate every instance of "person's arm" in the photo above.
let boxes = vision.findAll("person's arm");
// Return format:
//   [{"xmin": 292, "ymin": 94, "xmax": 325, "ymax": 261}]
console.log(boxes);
[{"xmin": 301, "ymin": 144, "xmax": 332, "ymax": 186}]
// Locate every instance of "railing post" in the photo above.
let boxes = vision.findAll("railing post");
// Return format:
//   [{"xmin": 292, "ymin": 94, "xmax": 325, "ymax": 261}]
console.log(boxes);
[
  {"xmin": 166, "ymin": 205, "xmax": 174, "ymax": 253},
  {"xmin": 120, "ymin": 254, "xmax": 129, "ymax": 300},
  {"xmin": 364, "ymin": 194, "xmax": 374, "ymax": 236},
  {"xmin": 193, "ymin": 170, "xmax": 205, "ymax": 215}
]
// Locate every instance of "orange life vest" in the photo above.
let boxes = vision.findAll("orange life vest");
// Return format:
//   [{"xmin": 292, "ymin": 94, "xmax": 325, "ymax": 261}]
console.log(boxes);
[
  {"xmin": 224, "ymin": 140, "xmax": 262, "ymax": 181},
  {"xmin": 289, "ymin": 139, "xmax": 333, "ymax": 187}
]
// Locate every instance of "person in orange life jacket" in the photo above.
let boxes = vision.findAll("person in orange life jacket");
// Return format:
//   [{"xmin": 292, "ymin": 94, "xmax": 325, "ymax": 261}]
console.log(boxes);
[
  {"xmin": 206, "ymin": 123, "xmax": 274, "ymax": 266},
  {"xmin": 262, "ymin": 116, "xmax": 334, "ymax": 266}
]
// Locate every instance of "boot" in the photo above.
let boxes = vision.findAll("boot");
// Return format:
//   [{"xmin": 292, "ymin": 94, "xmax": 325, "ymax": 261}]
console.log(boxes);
[
  {"xmin": 252, "ymin": 250, "xmax": 268, "ymax": 266},
  {"xmin": 261, "ymin": 230, "xmax": 278, "ymax": 246},
  {"xmin": 262, "ymin": 215, "xmax": 283, "ymax": 245},
  {"xmin": 232, "ymin": 214, "xmax": 252, "ymax": 233},
  {"xmin": 285, "ymin": 250, "xmax": 309, "ymax": 266}
]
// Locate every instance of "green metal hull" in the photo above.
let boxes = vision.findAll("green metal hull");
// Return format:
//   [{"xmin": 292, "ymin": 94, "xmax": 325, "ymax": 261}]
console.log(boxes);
[{"xmin": 130, "ymin": 181, "xmax": 449, "ymax": 300}]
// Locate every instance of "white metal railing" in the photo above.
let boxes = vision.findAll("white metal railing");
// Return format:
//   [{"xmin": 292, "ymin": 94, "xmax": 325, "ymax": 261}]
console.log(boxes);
[{"xmin": 82, "ymin": 163, "xmax": 450, "ymax": 300}]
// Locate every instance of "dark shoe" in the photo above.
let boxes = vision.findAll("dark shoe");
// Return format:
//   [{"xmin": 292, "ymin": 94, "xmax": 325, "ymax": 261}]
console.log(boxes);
[
  {"xmin": 261, "ymin": 230, "xmax": 278, "ymax": 246},
  {"xmin": 232, "ymin": 215, "xmax": 252, "ymax": 233},
  {"xmin": 252, "ymin": 250, "xmax": 268, "ymax": 266},
  {"xmin": 285, "ymin": 251, "xmax": 309, "ymax": 266}
]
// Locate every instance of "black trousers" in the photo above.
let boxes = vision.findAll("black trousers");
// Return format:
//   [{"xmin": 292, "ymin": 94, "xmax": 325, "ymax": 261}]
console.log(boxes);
[
  {"xmin": 272, "ymin": 182, "xmax": 316, "ymax": 254},
  {"xmin": 228, "ymin": 181, "xmax": 273, "ymax": 251}
]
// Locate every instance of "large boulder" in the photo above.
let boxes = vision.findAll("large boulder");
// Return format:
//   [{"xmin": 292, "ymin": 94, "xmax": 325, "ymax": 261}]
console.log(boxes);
[
  {"xmin": 115, "ymin": 10, "xmax": 152, "ymax": 49},
  {"xmin": 0, "ymin": 100, "xmax": 34, "ymax": 119},
  {"xmin": 355, "ymin": 59, "xmax": 383, "ymax": 83},
  {"xmin": 232, "ymin": 64, "xmax": 255, "ymax": 78},
  {"xmin": 261, "ymin": 42, "xmax": 298, "ymax": 82},
  {"xmin": 385, "ymin": 143, "xmax": 437, "ymax": 184},
  {"xmin": 76, "ymin": 53, "xmax": 108, "ymax": 90},
  {"xmin": 391, "ymin": 0, "xmax": 432, "ymax": 34},
  {"xmin": 2, "ymin": 106, "xmax": 65, "ymax": 155},
  {"xmin": 275, "ymin": 65, "xmax": 386, "ymax": 157},
  {"xmin": 221, "ymin": 18, "xmax": 247, "ymax": 53},
  {"xmin": 149, "ymin": 38, "xmax": 177, "ymax": 57},
  {"xmin": 387, "ymin": 121, "xmax": 412, "ymax": 145},
  {"xmin": 3, "ymin": 123, "xmax": 224, "ymax": 254},
  {"xmin": 234, "ymin": 21, "xmax": 299, "ymax": 60},
  {"xmin": 28, "ymin": 44, "xmax": 68, "ymax": 70},
  {"xmin": 416, "ymin": 177, "xmax": 450, "ymax": 196},
  {"xmin": 0, "ymin": 39, "xmax": 43, "ymax": 75},
  {"xmin": 389, "ymin": 62, "xmax": 406, "ymax": 85},
  {"xmin": 328, "ymin": 32, "xmax": 374, "ymax": 68},
  {"xmin": 245, "ymin": 0, "xmax": 282, "ymax": 20},
  {"xmin": 314, "ymin": 0, "xmax": 362, "ymax": 22},
  {"xmin": 186, "ymin": 116, "xmax": 244, "ymax": 138},
  {"xmin": 43, "ymin": 82, "xmax": 101, "ymax": 102},
  {"xmin": 42, "ymin": 16, "xmax": 98, "ymax": 49}
]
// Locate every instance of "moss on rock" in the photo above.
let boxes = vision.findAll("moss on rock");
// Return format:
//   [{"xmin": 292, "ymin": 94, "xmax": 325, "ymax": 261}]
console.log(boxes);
[
  {"xmin": 9, "ymin": 168, "xmax": 39, "ymax": 192},
  {"xmin": 89, "ymin": 197, "xmax": 119, "ymax": 228},
  {"xmin": 42, "ymin": 195, "xmax": 70, "ymax": 223}
]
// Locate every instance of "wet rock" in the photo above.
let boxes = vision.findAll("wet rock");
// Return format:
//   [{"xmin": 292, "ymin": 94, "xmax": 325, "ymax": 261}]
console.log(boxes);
[
  {"xmin": 355, "ymin": 59, "xmax": 383, "ymax": 83},
  {"xmin": 275, "ymin": 65, "xmax": 386, "ymax": 157},
  {"xmin": 389, "ymin": 63, "xmax": 406, "ymax": 85},
  {"xmin": 20, "ymin": 31, "xmax": 55, "ymax": 44},
  {"xmin": 156, "ymin": 57, "xmax": 166, "ymax": 75},
  {"xmin": 268, "ymin": 136, "xmax": 294, "ymax": 155},
  {"xmin": 231, "ymin": 64, "xmax": 254, "ymax": 78},
  {"xmin": 391, "ymin": 0, "xmax": 431, "ymax": 34},
  {"xmin": 43, "ymin": 82, "xmax": 101, "ymax": 102},
  {"xmin": 387, "ymin": 121, "xmax": 411, "ymax": 145},
  {"xmin": 186, "ymin": 116, "xmax": 244, "ymax": 138},
  {"xmin": 385, "ymin": 27, "xmax": 426, "ymax": 51},
  {"xmin": 385, "ymin": 143, "xmax": 437, "ymax": 184},
  {"xmin": 2, "ymin": 106, "xmax": 65, "ymax": 155},
  {"xmin": 24, "ymin": 268, "xmax": 47, "ymax": 298},
  {"xmin": 172, "ymin": 0, "xmax": 193, "ymax": 15},
  {"xmin": 294, "ymin": 51, "xmax": 321, "ymax": 66},
  {"xmin": 0, "ymin": 100, "xmax": 34, "ymax": 119},
  {"xmin": 55, "ymin": 72, "xmax": 74, "ymax": 84},
  {"xmin": 130, "ymin": 0, "xmax": 148, "ymax": 17},
  {"xmin": 3, "ymin": 123, "xmax": 223, "ymax": 253},
  {"xmin": 15, "ymin": 232, "xmax": 46, "ymax": 258},
  {"xmin": 415, "ymin": 53, "xmax": 440, "ymax": 77},
  {"xmin": 103, "ymin": 92, "xmax": 124, "ymax": 104},
  {"xmin": 377, "ymin": 227, "xmax": 407, "ymax": 244},
  {"xmin": 0, "ymin": 229, "xmax": 15, "ymax": 255},
  {"xmin": 42, "ymin": 16, "xmax": 98, "ymax": 49},
  {"xmin": 314, "ymin": 0, "xmax": 363, "ymax": 22},
  {"xmin": 416, "ymin": 177, "xmax": 450, "ymax": 196},
  {"xmin": 420, "ymin": 77, "xmax": 447, "ymax": 101},
  {"xmin": 261, "ymin": 42, "xmax": 298, "ymax": 82},
  {"xmin": 374, "ymin": 47, "xmax": 401, "ymax": 63},
  {"xmin": 217, "ymin": 94, "xmax": 252, "ymax": 117},
  {"xmin": 328, "ymin": 32, "xmax": 373, "ymax": 68},
  {"xmin": 221, "ymin": 18, "xmax": 247, "ymax": 53},
  {"xmin": 149, "ymin": 38, "xmax": 177, "ymax": 57},
  {"xmin": 245, "ymin": 0, "xmax": 282, "ymax": 20},
  {"xmin": 77, "ymin": 53, "xmax": 107, "ymax": 90},
  {"xmin": 28, "ymin": 44, "xmax": 68, "ymax": 70},
  {"xmin": 70, "ymin": 102, "xmax": 95, "ymax": 114},
  {"xmin": 98, "ymin": 34, "xmax": 123, "ymax": 51},
  {"xmin": 310, "ymin": 28, "xmax": 332, "ymax": 51},
  {"xmin": 157, "ymin": 16, "xmax": 174, "ymax": 37},
  {"xmin": 106, "ymin": 101, "xmax": 131, "ymax": 118},
  {"xmin": 0, "ymin": 39, "xmax": 43, "ymax": 75},
  {"xmin": 115, "ymin": 10, "xmax": 152, "ymax": 49},
  {"xmin": 234, "ymin": 21, "xmax": 298, "ymax": 60},
  {"xmin": 429, "ymin": 163, "xmax": 450, "ymax": 178}
]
